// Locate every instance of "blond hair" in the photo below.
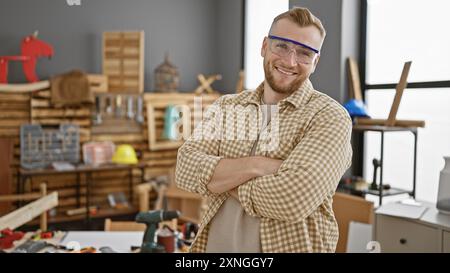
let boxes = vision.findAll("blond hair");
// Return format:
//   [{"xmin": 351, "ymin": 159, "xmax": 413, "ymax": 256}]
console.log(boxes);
[{"xmin": 270, "ymin": 7, "xmax": 326, "ymax": 39}]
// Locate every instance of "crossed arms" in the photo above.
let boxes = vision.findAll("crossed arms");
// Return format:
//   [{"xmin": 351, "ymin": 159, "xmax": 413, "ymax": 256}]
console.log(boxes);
[{"xmin": 175, "ymin": 97, "xmax": 352, "ymax": 223}]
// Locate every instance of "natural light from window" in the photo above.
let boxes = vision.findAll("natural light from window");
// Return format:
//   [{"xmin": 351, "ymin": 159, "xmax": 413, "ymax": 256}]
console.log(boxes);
[
  {"xmin": 365, "ymin": 0, "xmax": 450, "ymax": 204},
  {"xmin": 244, "ymin": 0, "xmax": 288, "ymax": 89}
]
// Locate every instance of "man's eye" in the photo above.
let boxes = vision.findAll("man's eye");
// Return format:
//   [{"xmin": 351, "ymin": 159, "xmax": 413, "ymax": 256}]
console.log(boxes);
[
  {"xmin": 297, "ymin": 49, "xmax": 313, "ymax": 57},
  {"xmin": 276, "ymin": 43, "xmax": 289, "ymax": 49}
]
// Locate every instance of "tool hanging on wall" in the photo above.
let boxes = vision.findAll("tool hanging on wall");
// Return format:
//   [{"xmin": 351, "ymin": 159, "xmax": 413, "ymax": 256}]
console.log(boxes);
[
  {"xmin": 127, "ymin": 96, "xmax": 135, "ymax": 119},
  {"xmin": 136, "ymin": 96, "xmax": 144, "ymax": 124},
  {"xmin": 93, "ymin": 96, "xmax": 102, "ymax": 125},
  {"xmin": 115, "ymin": 95, "xmax": 123, "ymax": 118},
  {"xmin": 105, "ymin": 96, "xmax": 113, "ymax": 115},
  {"xmin": 91, "ymin": 94, "xmax": 143, "ymax": 135}
]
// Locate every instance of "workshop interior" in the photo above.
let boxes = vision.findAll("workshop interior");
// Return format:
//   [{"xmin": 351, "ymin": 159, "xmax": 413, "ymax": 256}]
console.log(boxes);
[{"xmin": 1, "ymin": 0, "xmax": 450, "ymax": 253}]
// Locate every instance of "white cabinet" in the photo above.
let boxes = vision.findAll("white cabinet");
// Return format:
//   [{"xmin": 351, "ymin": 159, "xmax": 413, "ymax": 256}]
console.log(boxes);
[
  {"xmin": 443, "ymin": 231, "xmax": 450, "ymax": 253},
  {"xmin": 375, "ymin": 215, "xmax": 440, "ymax": 252},
  {"xmin": 375, "ymin": 202, "xmax": 450, "ymax": 253}
]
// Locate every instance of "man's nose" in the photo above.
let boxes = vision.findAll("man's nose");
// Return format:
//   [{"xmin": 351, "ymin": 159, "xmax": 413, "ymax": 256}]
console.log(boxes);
[{"xmin": 283, "ymin": 50, "xmax": 297, "ymax": 67}]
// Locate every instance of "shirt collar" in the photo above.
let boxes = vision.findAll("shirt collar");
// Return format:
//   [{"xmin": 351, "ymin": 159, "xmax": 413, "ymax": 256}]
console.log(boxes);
[{"xmin": 241, "ymin": 79, "xmax": 314, "ymax": 109}]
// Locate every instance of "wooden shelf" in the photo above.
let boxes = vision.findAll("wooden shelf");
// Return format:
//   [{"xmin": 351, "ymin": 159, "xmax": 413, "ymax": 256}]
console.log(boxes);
[
  {"xmin": 26, "ymin": 206, "xmax": 138, "ymax": 226},
  {"xmin": 353, "ymin": 125, "xmax": 418, "ymax": 133}
]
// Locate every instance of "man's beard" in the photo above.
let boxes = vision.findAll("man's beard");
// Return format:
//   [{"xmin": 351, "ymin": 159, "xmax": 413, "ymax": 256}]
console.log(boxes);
[{"xmin": 264, "ymin": 59, "xmax": 306, "ymax": 94}]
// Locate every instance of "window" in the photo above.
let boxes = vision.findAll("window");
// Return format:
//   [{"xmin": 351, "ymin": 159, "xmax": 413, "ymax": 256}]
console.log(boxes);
[
  {"xmin": 244, "ymin": 0, "xmax": 288, "ymax": 89},
  {"xmin": 363, "ymin": 0, "xmax": 450, "ymax": 204}
]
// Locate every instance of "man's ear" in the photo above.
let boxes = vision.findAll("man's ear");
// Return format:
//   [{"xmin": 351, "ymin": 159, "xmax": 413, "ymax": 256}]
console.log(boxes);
[{"xmin": 261, "ymin": 37, "xmax": 268, "ymax": 57}]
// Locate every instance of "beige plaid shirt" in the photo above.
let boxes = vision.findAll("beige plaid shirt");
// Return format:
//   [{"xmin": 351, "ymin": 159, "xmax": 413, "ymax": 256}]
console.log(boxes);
[{"xmin": 175, "ymin": 79, "xmax": 352, "ymax": 252}]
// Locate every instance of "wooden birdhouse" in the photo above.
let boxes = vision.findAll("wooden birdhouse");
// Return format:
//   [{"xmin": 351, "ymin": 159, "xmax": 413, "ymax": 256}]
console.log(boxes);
[{"xmin": 154, "ymin": 54, "xmax": 179, "ymax": 92}]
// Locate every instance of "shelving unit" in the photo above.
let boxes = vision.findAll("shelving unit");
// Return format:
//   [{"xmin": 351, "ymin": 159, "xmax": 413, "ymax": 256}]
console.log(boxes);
[{"xmin": 352, "ymin": 125, "xmax": 418, "ymax": 205}]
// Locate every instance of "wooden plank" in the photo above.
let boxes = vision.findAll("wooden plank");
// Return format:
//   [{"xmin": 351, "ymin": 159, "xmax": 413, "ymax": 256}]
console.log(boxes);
[
  {"xmin": 31, "ymin": 99, "xmax": 51, "ymax": 108},
  {"xmin": 0, "ymin": 81, "xmax": 50, "ymax": 93},
  {"xmin": 0, "ymin": 192, "xmax": 58, "ymax": 230},
  {"xmin": 145, "ymin": 158, "xmax": 177, "ymax": 167},
  {"xmin": 91, "ymin": 118, "xmax": 142, "ymax": 135},
  {"xmin": 0, "ymin": 193, "xmax": 41, "ymax": 202},
  {"xmin": 332, "ymin": 192, "xmax": 374, "ymax": 253},
  {"xmin": 0, "ymin": 119, "xmax": 29, "ymax": 127},
  {"xmin": 143, "ymin": 93, "xmax": 219, "ymax": 101},
  {"xmin": 386, "ymin": 61, "xmax": 412, "ymax": 126},
  {"xmin": 0, "ymin": 138, "xmax": 14, "ymax": 214},
  {"xmin": 31, "ymin": 118, "xmax": 91, "ymax": 127},
  {"xmin": 355, "ymin": 118, "xmax": 425, "ymax": 128},
  {"xmin": 0, "ymin": 93, "xmax": 31, "ymax": 102},
  {"xmin": 91, "ymin": 133, "xmax": 144, "ymax": 142},
  {"xmin": 39, "ymin": 183, "xmax": 47, "ymax": 231},
  {"xmin": 0, "ymin": 111, "xmax": 29, "ymax": 119},
  {"xmin": 0, "ymin": 128, "xmax": 19, "ymax": 137},
  {"xmin": 87, "ymin": 74, "xmax": 108, "ymax": 93},
  {"xmin": 31, "ymin": 108, "xmax": 91, "ymax": 118},
  {"xmin": 103, "ymin": 31, "xmax": 144, "ymax": 94},
  {"xmin": 347, "ymin": 57, "xmax": 363, "ymax": 101},
  {"xmin": 0, "ymin": 102, "xmax": 30, "ymax": 110},
  {"xmin": 142, "ymin": 150, "xmax": 178, "ymax": 160}
]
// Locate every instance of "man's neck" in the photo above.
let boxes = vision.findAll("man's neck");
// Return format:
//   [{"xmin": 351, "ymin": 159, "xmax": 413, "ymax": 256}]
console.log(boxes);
[{"xmin": 262, "ymin": 80, "xmax": 295, "ymax": 105}]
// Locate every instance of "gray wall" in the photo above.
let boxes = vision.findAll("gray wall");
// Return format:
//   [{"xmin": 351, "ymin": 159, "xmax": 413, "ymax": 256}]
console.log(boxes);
[
  {"xmin": 290, "ymin": 0, "xmax": 361, "ymax": 177},
  {"xmin": 289, "ymin": 0, "xmax": 360, "ymax": 103},
  {"xmin": 216, "ymin": 0, "xmax": 244, "ymax": 92},
  {"xmin": 0, "ymin": 0, "xmax": 243, "ymax": 93}
]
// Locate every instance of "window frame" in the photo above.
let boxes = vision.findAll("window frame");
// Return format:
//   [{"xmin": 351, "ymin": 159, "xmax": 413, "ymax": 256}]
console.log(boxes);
[{"xmin": 358, "ymin": 0, "xmax": 450, "ymax": 175}]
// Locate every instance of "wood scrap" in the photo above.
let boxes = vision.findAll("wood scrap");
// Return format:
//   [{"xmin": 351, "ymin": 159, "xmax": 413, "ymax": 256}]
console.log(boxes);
[
  {"xmin": 386, "ymin": 61, "xmax": 412, "ymax": 126},
  {"xmin": 0, "ymin": 191, "xmax": 58, "ymax": 230},
  {"xmin": 0, "ymin": 80, "xmax": 50, "ymax": 93},
  {"xmin": 194, "ymin": 74, "xmax": 222, "ymax": 94}
]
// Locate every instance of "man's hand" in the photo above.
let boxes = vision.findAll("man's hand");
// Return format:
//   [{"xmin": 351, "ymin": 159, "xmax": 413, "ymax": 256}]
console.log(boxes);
[
  {"xmin": 207, "ymin": 156, "xmax": 283, "ymax": 194},
  {"xmin": 254, "ymin": 156, "xmax": 283, "ymax": 177}
]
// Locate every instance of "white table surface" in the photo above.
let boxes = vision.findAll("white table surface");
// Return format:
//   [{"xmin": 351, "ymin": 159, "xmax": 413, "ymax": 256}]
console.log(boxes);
[{"xmin": 60, "ymin": 231, "xmax": 144, "ymax": 253}]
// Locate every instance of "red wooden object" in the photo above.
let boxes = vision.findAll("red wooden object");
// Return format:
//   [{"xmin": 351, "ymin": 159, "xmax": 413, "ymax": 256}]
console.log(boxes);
[
  {"xmin": 0, "ymin": 32, "xmax": 54, "ymax": 84},
  {"xmin": 0, "ymin": 228, "xmax": 24, "ymax": 249}
]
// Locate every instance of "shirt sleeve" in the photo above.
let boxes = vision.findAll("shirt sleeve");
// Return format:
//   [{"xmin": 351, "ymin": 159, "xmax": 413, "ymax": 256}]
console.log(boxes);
[
  {"xmin": 238, "ymin": 103, "xmax": 353, "ymax": 222},
  {"xmin": 175, "ymin": 96, "xmax": 225, "ymax": 197}
]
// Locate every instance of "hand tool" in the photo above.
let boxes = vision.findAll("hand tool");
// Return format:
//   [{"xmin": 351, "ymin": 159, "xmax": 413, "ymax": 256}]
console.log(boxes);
[
  {"xmin": 135, "ymin": 210, "xmax": 180, "ymax": 253},
  {"xmin": 105, "ymin": 96, "xmax": 113, "ymax": 115},
  {"xmin": 135, "ymin": 96, "xmax": 144, "ymax": 124},
  {"xmin": 115, "ymin": 95, "xmax": 123, "ymax": 118},
  {"xmin": 93, "ymin": 96, "xmax": 102, "ymax": 125},
  {"xmin": 126, "ymin": 96, "xmax": 135, "ymax": 119}
]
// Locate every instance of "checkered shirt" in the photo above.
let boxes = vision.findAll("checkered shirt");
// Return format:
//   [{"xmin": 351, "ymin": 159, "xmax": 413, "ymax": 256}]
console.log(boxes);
[{"xmin": 175, "ymin": 79, "xmax": 353, "ymax": 252}]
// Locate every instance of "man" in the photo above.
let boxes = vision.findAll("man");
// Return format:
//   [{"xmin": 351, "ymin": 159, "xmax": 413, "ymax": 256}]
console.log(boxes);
[{"xmin": 175, "ymin": 7, "xmax": 352, "ymax": 253}]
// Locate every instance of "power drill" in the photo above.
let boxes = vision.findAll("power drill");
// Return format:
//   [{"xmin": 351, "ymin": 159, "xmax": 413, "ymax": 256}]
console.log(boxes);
[{"xmin": 135, "ymin": 210, "xmax": 180, "ymax": 253}]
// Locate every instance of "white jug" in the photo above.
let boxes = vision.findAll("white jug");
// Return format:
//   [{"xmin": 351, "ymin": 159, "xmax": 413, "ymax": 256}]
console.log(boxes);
[{"xmin": 437, "ymin": 156, "xmax": 450, "ymax": 214}]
